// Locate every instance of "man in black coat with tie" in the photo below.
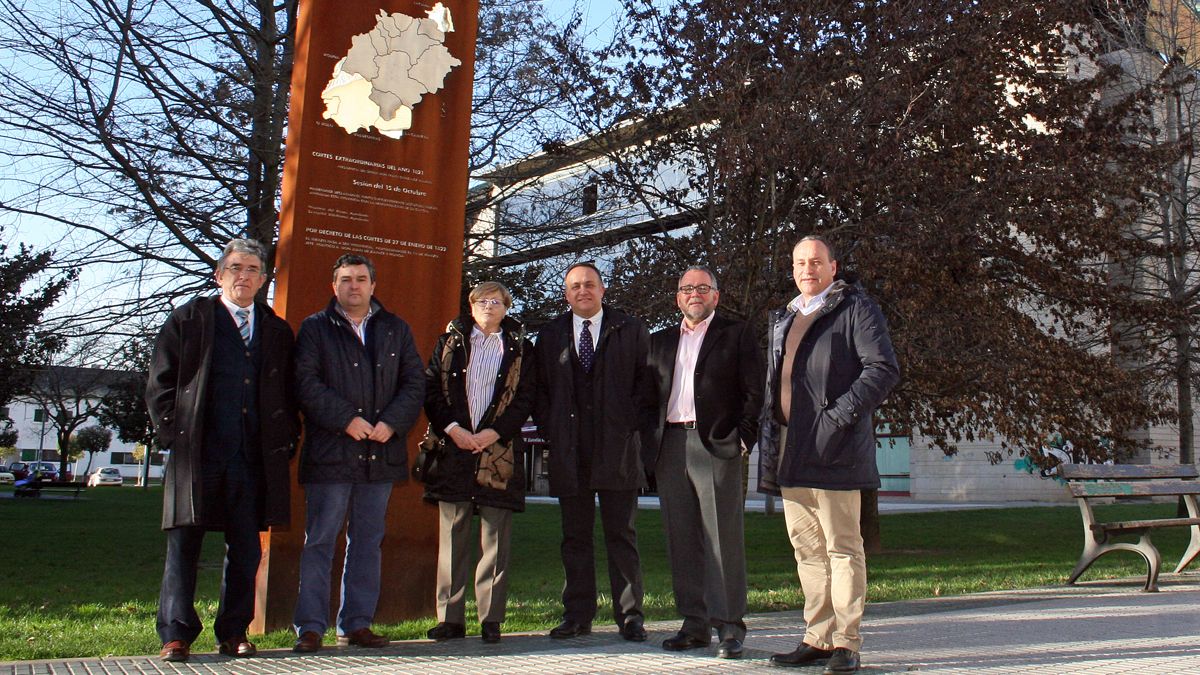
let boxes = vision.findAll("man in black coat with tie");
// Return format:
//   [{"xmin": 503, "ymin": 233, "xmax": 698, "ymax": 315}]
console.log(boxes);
[
  {"xmin": 145, "ymin": 238, "xmax": 300, "ymax": 663},
  {"xmin": 646, "ymin": 265, "xmax": 764, "ymax": 660},
  {"xmin": 533, "ymin": 262, "xmax": 653, "ymax": 642}
]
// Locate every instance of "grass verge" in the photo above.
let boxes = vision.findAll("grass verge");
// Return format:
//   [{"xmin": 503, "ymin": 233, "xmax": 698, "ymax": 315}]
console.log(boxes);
[{"xmin": 0, "ymin": 485, "xmax": 1188, "ymax": 659}]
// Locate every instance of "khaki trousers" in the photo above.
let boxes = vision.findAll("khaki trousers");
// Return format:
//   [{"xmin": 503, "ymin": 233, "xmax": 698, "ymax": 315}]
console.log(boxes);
[{"xmin": 436, "ymin": 501, "xmax": 512, "ymax": 624}]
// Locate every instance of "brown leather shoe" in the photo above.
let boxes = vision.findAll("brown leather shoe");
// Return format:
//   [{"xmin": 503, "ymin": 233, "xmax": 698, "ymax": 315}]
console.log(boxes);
[
  {"xmin": 159, "ymin": 640, "xmax": 190, "ymax": 662},
  {"xmin": 293, "ymin": 631, "xmax": 323, "ymax": 653},
  {"xmin": 217, "ymin": 636, "xmax": 257, "ymax": 657},
  {"xmin": 338, "ymin": 627, "xmax": 389, "ymax": 648}
]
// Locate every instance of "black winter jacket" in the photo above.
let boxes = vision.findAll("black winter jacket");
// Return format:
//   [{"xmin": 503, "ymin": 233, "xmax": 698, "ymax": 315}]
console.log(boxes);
[
  {"xmin": 758, "ymin": 281, "xmax": 900, "ymax": 493},
  {"xmin": 422, "ymin": 315, "xmax": 536, "ymax": 511},
  {"xmin": 145, "ymin": 296, "xmax": 300, "ymax": 530},
  {"xmin": 532, "ymin": 305, "xmax": 653, "ymax": 496},
  {"xmin": 294, "ymin": 297, "xmax": 425, "ymax": 484}
]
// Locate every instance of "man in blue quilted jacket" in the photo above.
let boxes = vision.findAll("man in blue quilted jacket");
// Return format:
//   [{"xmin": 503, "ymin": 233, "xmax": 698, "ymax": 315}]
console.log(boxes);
[{"xmin": 290, "ymin": 253, "xmax": 425, "ymax": 653}]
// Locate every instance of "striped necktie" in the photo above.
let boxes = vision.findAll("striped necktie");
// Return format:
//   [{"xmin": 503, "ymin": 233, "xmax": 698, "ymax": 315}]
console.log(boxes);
[{"xmin": 235, "ymin": 308, "xmax": 251, "ymax": 345}]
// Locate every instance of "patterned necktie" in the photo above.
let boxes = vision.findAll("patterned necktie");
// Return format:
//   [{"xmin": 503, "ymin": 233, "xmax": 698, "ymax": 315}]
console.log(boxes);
[
  {"xmin": 235, "ymin": 308, "xmax": 251, "ymax": 345},
  {"xmin": 579, "ymin": 319, "xmax": 595, "ymax": 373}
]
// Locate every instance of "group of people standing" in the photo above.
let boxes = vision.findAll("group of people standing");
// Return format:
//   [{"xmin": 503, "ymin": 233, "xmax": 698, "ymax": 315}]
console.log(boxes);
[{"xmin": 144, "ymin": 233, "xmax": 898, "ymax": 675}]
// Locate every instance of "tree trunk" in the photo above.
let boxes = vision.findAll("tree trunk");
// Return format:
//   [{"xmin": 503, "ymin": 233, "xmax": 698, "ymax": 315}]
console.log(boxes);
[{"xmin": 861, "ymin": 489, "xmax": 881, "ymax": 555}]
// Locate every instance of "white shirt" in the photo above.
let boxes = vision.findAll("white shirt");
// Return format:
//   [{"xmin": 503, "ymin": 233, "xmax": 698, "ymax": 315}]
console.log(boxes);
[
  {"xmin": 572, "ymin": 308, "xmax": 603, "ymax": 355},
  {"xmin": 666, "ymin": 311, "xmax": 714, "ymax": 423},
  {"xmin": 789, "ymin": 284, "xmax": 834, "ymax": 316},
  {"xmin": 465, "ymin": 326, "xmax": 505, "ymax": 430},
  {"xmin": 335, "ymin": 304, "xmax": 375, "ymax": 345},
  {"xmin": 220, "ymin": 295, "xmax": 254, "ymax": 340}
]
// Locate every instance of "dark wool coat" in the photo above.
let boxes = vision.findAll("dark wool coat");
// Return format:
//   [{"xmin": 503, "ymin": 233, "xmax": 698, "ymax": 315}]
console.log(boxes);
[
  {"xmin": 145, "ymin": 296, "xmax": 300, "ymax": 530},
  {"xmin": 294, "ymin": 297, "xmax": 425, "ymax": 484},
  {"xmin": 757, "ymin": 281, "xmax": 900, "ymax": 494},
  {"xmin": 422, "ymin": 315, "xmax": 536, "ymax": 511},
  {"xmin": 645, "ymin": 313, "xmax": 765, "ymax": 466},
  {"xmin": 532, "ymin": 305, "xmax": 653, "ymax": 497}
]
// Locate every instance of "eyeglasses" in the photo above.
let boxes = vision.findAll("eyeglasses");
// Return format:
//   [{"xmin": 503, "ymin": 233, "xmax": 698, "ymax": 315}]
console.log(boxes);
[
  {"xmin": 473, "ymin": 298, "xmax": 505, "ymax": 308},
  {"xmin": 677, "ymin": 284, "xmax": 715, "ymax": 295},
  {"xmin": 224, "ymin": 264, "xmax": 263, "ymax": 277}
]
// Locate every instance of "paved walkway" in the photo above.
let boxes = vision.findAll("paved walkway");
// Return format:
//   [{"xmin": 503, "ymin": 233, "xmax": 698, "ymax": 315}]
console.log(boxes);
[{"xmin": 5, "ymin": 575, "xmax": 1199, "ymax": 674}]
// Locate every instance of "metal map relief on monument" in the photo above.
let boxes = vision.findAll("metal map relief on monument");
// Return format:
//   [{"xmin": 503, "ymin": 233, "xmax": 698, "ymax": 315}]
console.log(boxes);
[{"xmin": 298, "ymin": 2, "xmax": 464, "ymax": 264}]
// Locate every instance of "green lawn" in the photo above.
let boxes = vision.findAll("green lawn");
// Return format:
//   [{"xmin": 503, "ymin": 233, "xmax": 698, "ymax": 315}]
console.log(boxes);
[{"xmin": 0, "ymin": 485, "xmax": 1189, "ymax": 660}]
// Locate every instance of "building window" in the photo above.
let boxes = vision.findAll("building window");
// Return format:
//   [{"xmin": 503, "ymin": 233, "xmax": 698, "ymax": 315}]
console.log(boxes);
[
  {"xmin": 582, "ymin": 183, "xmax": 598, "ymax": 215},
  {"xmin": 0, "ymin": 406, "xmax": 9, "ymax": 419},
  {"xmin": 32, "ymin": 409, "xmax": 45, "ymax": 422}
]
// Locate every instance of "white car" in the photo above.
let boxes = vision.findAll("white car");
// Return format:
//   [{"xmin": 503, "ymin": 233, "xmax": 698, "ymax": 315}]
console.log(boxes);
[
  {"xmin": 87, "ymin": 467, "xmax": 123, "ymax": 487},
  {"xmin": 0, "ymin": 470, "xmax": 14, "ymax": 484}
]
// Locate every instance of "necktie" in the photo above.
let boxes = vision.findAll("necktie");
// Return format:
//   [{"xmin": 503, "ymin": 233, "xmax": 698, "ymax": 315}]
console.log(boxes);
[
  {"xmin": 236, "ymin": 308, "xmax": 251, "ymax": 345},
  {"xmin": 579, "ymin": 319, "xmax": 595, "ymax": 373}
]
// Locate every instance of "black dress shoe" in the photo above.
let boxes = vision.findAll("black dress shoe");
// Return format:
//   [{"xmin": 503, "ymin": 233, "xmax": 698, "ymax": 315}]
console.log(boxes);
[
  {"xmin": 662, "ymin": 630, "xmax": 709, "ymax": 651},
  {"xmin": 620, "ymin": 617, "xmax": 647, "ymax": 642},
  {"xmin": 293, "ymin": 631, "xmax": 322, "ymax": 653},
  {"xmin": 771, "ymin": 643, "xmax": 833, "ymax": 667},
  {"xmin": 549, "ymin": 619, "xmax": 591, "ymax": 639},
  {"xmin": 217, "ymin": 636, "xmax": 256, "ymax": 657},
  {"xmin": 717, "ymin": 637, "xmax": 744, "ymax": 659},
  {"xmin": 481, "ymin": 621, "xmax": 501, "ymax": 644},
  {"xmin": 823, "ymin": 647, "xmax": 861, "ymax": 673},
  {"xmin": 426, "ymin": 622, "xmax": 466, "ymax": 642}
]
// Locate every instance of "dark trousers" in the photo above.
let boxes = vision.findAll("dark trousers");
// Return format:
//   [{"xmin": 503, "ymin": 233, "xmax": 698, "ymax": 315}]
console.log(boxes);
[
  {"xmin": 657, "ymin": 427, "xmax": 747, "ymax": 641},
  {"xmin": 157, "ymin": 453, "xmax": 263, "ymax": 644},
  {"xmin": 558, "ymin": 488, "xmax": 644, "ymax": 627}
]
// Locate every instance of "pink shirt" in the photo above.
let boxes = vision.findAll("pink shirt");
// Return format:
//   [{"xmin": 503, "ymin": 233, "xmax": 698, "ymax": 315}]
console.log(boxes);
[{"xmin": 666, "ymin": 312, "xmax": 715, "ymax": 423}]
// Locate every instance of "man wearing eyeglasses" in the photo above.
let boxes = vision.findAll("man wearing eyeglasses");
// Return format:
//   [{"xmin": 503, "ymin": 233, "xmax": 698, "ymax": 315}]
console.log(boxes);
[
  {"xmin": 532, "ymin": 261, "xmax": 654, "ymax": 643},
  {"xmin": 146, "ymin": 238, "xmax": 300, "ymax": 662},
  {"xmin": 645, "ymin": 266, "xmax": 763, "ymax": 660}
]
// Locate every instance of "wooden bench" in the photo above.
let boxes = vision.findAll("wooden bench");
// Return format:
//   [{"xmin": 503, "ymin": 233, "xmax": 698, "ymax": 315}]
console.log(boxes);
[
  {"xmin": 1059, "ymin": 463, "xmax": 1200, "ymax": 591},
  {"xmin": 14, "ymin": 480, "xmax": 84, "ymax": 500}
]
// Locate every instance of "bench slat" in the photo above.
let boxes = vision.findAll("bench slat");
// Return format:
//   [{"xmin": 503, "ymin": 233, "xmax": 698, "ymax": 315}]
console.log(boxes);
[
  {"xmin": 1059, "ymin": 464, "xmax": 1199, "ymax": 480},
  {"xmin": 1092, "ymin": 517, "xmax": 1200, "ymax": 533},
  {"xmin": 1068, "ymin": 480, "xmax": 1200, "ymax": 498}
]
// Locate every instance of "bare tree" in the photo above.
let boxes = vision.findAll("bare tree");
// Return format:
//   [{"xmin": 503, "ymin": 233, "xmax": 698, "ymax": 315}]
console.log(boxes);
[
  {"xmin": 0, "ymin": 0, "xmax": 584, "ymax": 344},
  {"xmin": 1092, "ymin": 1, "xmax": 1200, "ymax": 464}
]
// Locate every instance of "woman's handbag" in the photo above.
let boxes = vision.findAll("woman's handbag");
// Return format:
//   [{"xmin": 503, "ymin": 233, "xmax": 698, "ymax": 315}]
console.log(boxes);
[{"xmin": 412, "ymin": 426, "xmax": 444, "ymax": 483}]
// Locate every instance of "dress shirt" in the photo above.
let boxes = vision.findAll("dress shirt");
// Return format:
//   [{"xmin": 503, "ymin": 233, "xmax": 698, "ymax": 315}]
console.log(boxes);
[
  {"xmin": 572, "ymin": 308, "xmax": 603, "ymax": 355},
  {"xmin": 788, "ymin": 283, "xmax": 834, "ymax": 317},
  {"xmin": 666, "ymin": 311, "xmax": 714, "ymax": 423},
  {"xmin": 335, "ymin": 303, "xmax": 375, "ymax": 344},
  {"xmin": 465, "ymin": 325, "xmax": 505, "ymax": 430},
  {"xmin": 219, "ymin": 295, "xmax": 254, "ymax": 341}
]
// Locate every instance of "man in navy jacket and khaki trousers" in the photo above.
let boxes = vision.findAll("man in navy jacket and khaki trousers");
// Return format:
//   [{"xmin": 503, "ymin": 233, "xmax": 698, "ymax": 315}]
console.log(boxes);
[{"xmin": 759, "ymin": 236, "xmax": 900, "ymax": 674}]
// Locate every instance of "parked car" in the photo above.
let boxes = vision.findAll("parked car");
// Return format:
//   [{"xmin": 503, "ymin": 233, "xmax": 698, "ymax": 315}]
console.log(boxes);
[
  {"xmin": 27, "ymin": 462, "xmax": 69, "ymax": 482},
  {"xmin": 87, "ymin": 467, "xmax": 123, "ymax": 487},
  {"xmin": 0, "ymin": 470, "xmax": 14, "ymax": 484},
  {"xmin": 7, "ymin": 462, "xmax": 28, "ymax": 480}
]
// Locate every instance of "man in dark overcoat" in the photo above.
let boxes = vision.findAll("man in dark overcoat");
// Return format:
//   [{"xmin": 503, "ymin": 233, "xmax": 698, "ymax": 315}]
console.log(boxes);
[
  {"xmin": 290, "ymin": 253, "xmax": 425, "ymax": 653},
  {"xmin": 532, "ymin": 262, "xmax": 653, "ymax": 642},
  {"xmin": 759, "ymin": 236, "xmax": 900, "ymax": 674},
  {"xmin": 145, "ymin": 238, "xmax": 300, "ymax": 662},
  {"xmin": 646, "ymin": 265, "xmax": 763, "ymax": 660}
]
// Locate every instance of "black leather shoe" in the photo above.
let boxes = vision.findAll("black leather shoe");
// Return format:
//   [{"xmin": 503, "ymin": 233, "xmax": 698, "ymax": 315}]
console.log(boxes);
[
  {"xmin": 662, "ymin": 631, "xmax": 709, "ymax": 651},
  {"xmin": 217, "ymin": 636, "xmax": 256, "ymax": 657},
  {"xmin": 717, "ymin": 638, "xmax": 744, "ymax": 659},
  {"xmin": 823, "ymin": 647, "xmax": 861, "ymax": 673},
  {"xmin": 481, "ymin": 621, "xmax": 501, "ymax": 644},
  {"xmin": 771, "ymin": 643, "xmax": 833, "ymax": 667},
  {"xmin": 549, "ymin": 619, "xmax": 591, "ymax": 639},
  {"xmin": 293, "ymin": 631, "xmax": 322, "ymax": 653},
  {"xmin": 621, "ymin": 617, "xmax": 647, "ymax": 642},
  {"xmin": 426, "ymin": 622, "xmax": 466, "ymax": 642}
]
